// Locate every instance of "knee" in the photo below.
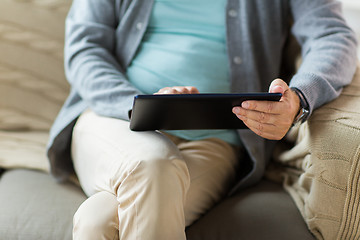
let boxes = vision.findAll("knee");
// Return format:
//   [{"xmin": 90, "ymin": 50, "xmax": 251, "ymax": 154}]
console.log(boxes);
[
  {"xmin": 142, "ymin": 157, "xmax": 189, "ymax": 183},
  {"xmin": 123, "ymin": 157, "xmax": 190, "ymax": 198},
  {"xmin": 73, "ymin": 192, "xmax": 119, "ymax": 240}
]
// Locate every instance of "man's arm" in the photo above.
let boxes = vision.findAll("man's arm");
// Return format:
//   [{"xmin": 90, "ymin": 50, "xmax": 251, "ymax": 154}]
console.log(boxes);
[
  {"xmin": 65, "ymin": 0, "xmax": 142, "ymax": 120},
  {"xmin": 289, "ymin": 0, "xmax": 358, "ymax": 115},
  {"xmin": 234, "ymin": 0, "xmax": 358, "ymax": 140}
]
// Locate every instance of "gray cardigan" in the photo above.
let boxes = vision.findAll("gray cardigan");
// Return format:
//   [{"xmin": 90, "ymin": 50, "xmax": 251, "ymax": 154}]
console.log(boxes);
[{"xmin": 47, "ymin": 0, "xmax": 358, "ymax": 192}]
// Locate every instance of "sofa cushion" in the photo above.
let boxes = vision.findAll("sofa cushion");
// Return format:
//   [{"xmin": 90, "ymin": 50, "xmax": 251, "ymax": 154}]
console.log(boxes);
[
  {"xmin": 0, "ymin": 131, "xmax": 49, "ymax": 172},
  {"xmin": 0, "ymin": 0, "xmax": 71, "ymax": 171},
  {"xmin": 0, "ymin": 169, "xmax": 86, "ymax": 240},
  {"xmin": 0, "ymin": 169, "xmax": 313, "ymax": 240},
  {"xmin": 186, "ymin": 180, "xmax": 315, "ymax": 240},
  {"xmin": 0, "ymin": 0, "xmax": 71, "ymax": 132}
]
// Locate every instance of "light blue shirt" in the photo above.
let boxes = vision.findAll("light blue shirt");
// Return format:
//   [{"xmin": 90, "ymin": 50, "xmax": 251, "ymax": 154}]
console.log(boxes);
[{"xmin": 126, "ymin": 0, "xmax": 241, "ymax": 145}]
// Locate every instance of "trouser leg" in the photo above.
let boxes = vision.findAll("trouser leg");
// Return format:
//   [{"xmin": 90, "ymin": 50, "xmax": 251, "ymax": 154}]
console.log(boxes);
[
  {"xmin": 71, "ymin": 110, "xmax": 189, "ymax": 240},
  {"xmin": 163, "ymin": 133, "xmax": 239, "ymax": 226},
  {"xmin": 71, "ymin": 110, "xmax": 239, "ymax": 239},
  {"xmin": 73, "ymin": 191, "xmax": 119, "ymax": 240}
]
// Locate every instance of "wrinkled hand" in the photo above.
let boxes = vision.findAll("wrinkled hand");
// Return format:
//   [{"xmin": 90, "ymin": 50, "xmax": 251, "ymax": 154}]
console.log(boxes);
[
  {"xmin": 155, "ymin": 86, "xmax": 199, "ymax": 94},
  {"xmin": 232, "ymin": 79, "xmax": 301, "ymax": 140}
]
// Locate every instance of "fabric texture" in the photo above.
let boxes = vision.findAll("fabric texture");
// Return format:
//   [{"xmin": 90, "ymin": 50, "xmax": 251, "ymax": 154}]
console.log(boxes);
[
  {"xmin": 0, "ymin": 169, "xmax": 86, "ymax": 240},
  {"xmin": 0, "ymin": 169, "xmax": 313, "ymax": 240},
  {"xmin": 267, "ymin": 63, "xmax": 360, "ymax": 239},
  {"xmin": 71, "ymin": 110, "xmax": 239, "ymax": 239},
  {"xmin": 0, "ymin": 0, "xmax": 70, "ymax": 131},
  {"xmin": 0, "ymin": 131, "xmax": 49, "ymax": 172},
  {"xmin": 0, "ymin": 0, "xmax": 71, "ymax": 171},
  {"xmin": 186, "ymin": 180, "xmax": 315, "ymax": 240}
]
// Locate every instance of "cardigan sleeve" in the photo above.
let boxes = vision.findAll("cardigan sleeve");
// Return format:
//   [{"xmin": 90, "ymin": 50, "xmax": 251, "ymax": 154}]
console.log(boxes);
[
  {"xmin": 64, "ymin": 0, "xmax": 143, "ymax": 120},
  {"xmin": 289, "ymin": 0, "xmax": 358, "ymax": 117}
]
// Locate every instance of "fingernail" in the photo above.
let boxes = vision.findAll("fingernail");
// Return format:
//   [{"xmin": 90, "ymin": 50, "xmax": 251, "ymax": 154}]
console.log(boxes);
[{"xmin": 242, "ymin": 102, "xmax": 249, "ymax": 109}]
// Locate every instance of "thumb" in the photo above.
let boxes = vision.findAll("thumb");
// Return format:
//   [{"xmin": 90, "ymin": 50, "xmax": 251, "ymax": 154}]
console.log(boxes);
[{"xmin": 269, "ymin": 78, "xmax": 288, "ymax": 95}]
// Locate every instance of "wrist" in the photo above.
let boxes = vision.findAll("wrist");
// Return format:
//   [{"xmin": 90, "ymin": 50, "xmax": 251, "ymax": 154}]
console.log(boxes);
[{"xmin": 291, "ymin": 87, "xmax": 310, "ymax": 124}]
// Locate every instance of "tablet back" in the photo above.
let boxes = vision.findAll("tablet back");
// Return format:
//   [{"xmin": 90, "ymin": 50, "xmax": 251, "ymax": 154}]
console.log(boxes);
[{"xmin": 130, "ymin": 93, "xmax": 282, "ymax": 131}]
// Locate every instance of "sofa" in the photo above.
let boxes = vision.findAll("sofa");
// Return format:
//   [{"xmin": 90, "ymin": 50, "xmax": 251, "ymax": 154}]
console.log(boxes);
[{"xmin": 0, "ymin": 1, "xmax": 359, "ymax": 239}]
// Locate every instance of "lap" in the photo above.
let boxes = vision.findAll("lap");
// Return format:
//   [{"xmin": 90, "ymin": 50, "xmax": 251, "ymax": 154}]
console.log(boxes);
[
  {"xmin": 71, "ymin": 110, "xmax": 183, "ymax": 195},
  {"xmin": 71, "ymin": 110, "xmax": 240, "ymax": 226}
]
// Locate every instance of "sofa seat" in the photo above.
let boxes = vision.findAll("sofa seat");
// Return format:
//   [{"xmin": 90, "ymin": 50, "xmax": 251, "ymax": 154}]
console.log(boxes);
[{"xmin": 0, "ymin": 169, "xmax": 314, "ymax": 240}]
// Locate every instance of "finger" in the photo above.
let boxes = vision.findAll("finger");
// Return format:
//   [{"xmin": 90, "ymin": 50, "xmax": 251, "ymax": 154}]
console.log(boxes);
[
  {"xmin": 167, "ymin": 88, "xmax": 180, "ymax": 94},
  {"xmin": 185, "ymin": 86, "xmax": 199, "ymax": 94},
  {"xmin": 157, "ymin": 86, "xmax": 198, "ymax": 94},
  {"xmin": 233, "ymin": 106, "xmax": 293, "ymax": 131},
  {"xmin": 233, "ymin": 107, "xmax": 277, "ymax": 125},
  {"xmin": 156, "ymin": 87, "xmax": 180, "ymax": 94},
  {"xmin": 269, "ymin": 78, "xmax": 288, "ymax": 95},
  {"xmin": 241, "ymin": 100, "xmax": 283, "ymax": 114},
  {"xmin": 172, "ymin": 87, "xmax": 188, "ymax": 94},
  {"xmin": 239, "ymin": 115, "xmax": 287, "ymax": 140},
  {"xmin": 172, "ymin": 86, "xmax": 199, "ymax": 94}
]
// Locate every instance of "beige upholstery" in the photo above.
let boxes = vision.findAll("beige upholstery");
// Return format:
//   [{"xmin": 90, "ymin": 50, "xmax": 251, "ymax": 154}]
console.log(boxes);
[
  {"xmin": 268, "ymin": 63, "xmax": 360, "ymax": 240},
  {"xmin": 0, "ymin": 0, "xmax": 71, "ymax": 171}
]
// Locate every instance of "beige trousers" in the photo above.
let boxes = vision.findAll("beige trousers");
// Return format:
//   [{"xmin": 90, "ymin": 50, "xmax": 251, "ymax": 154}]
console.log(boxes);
[{"xmin": 71, "ymin": 110, "xmax": 239, "ymax": 240}]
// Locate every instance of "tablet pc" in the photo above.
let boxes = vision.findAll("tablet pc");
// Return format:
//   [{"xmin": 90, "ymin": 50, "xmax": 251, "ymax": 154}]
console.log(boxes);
[{"xmin": 129, "ymin": 93, "xmax": 282, "ymax": 131}]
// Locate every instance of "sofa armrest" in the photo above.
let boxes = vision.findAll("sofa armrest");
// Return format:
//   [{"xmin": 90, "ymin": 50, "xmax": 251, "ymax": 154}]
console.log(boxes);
[{"xmin": 268, "ymin": 62, "xmax": 360, "ymax": 239}]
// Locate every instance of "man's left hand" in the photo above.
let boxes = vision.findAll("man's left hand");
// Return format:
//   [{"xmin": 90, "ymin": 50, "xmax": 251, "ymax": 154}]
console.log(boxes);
[{"xmin": 232, "ymin": 79, "xmax": 301, "ymax": 140}]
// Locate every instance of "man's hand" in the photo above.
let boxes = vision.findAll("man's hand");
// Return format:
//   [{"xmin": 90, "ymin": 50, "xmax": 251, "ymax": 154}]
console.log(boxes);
[
  {"xmin": 155, "ymin": 86, "xmax": 199, "ymax": 94},
  {"xmin": 232, "ymin": 79, "xmax": 301, "ymax": 140}
]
